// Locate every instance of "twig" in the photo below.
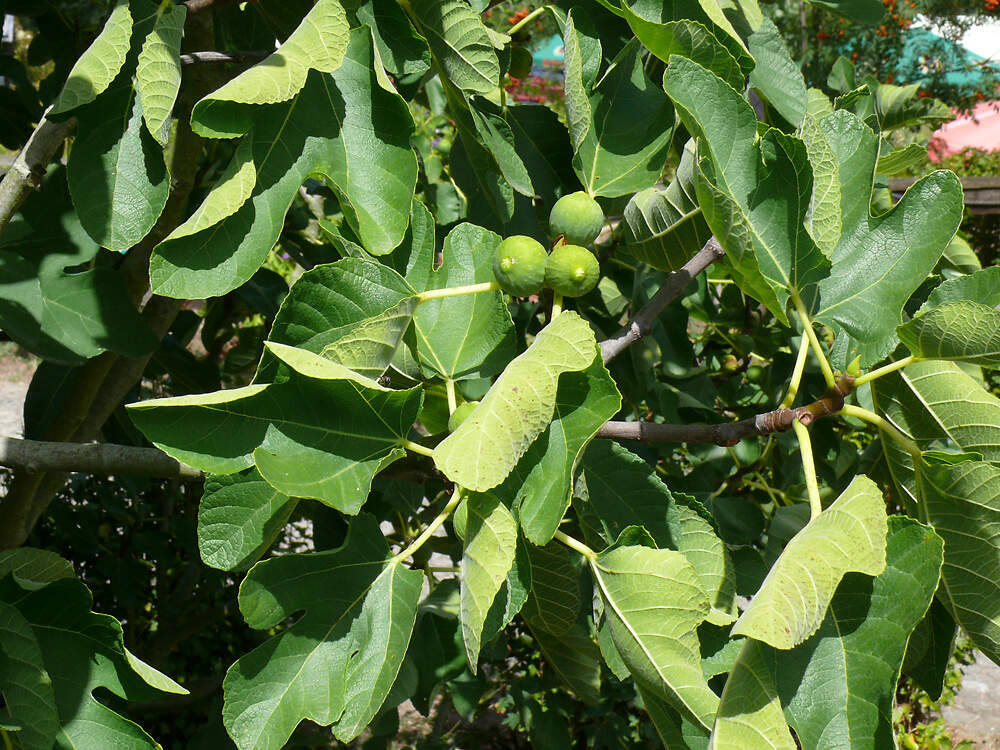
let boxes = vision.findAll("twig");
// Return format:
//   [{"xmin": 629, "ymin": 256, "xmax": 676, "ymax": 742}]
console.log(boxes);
[
  {"xmin": 0, "ymin": 113, "xmax": 76, "ymax": 238},
  {"xmin": 596, "ymin": 373, "xmax": 855, "ymax": 446},
  {"xmin": 599, "ymin": 238, "xmax": 725, "ymax": 364},
  {"xmin": 0, "ymin": 437, "xmax": 201, "ymax": 479},
  {"xmin": 180, "ymin": 50, "xmax": 270, "ymax": 65}
]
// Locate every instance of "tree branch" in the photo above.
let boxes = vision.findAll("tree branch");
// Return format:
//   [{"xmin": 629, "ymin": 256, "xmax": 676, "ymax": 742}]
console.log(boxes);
[
  {"xmin": 597, "ymin": 374, "xmax": 855, "ymax": 446},
  {"xmin": 0, "ymin": 437, "xmax": 201, "ymax": 479},
  {"xmin": 183, "ymin": 0, "xmax": 240, "ymax": 13},
  {"xmin": 0, "ymin": 113, "xmax": 75, "ymax": 237},
  {"xmin": 599, "ymin": 237, "xmax": 725, "ymax": 364},
  {"xmin": 180, "ymin": 50, "xmax": 270, "ymax": 65}
]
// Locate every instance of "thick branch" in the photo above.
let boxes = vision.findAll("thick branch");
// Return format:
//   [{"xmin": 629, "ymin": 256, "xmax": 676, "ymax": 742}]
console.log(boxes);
[
  {"xmin": 597, "ymin": 374, "xmax": 855, "ymax": 446},
  {"xmin": 180, "ymin": 50, "xmax": 270, "ymax": 65},
  {"xmin": 0, "ymin": 113, "xmax": 75, "ymax": 237},
  {"xmin": 600, "ymin": 237, "xmax": 725, "ymax": 364},
  {"xmin": 0, "ymin": 437, "xmax": 201, "ymax": 479}
]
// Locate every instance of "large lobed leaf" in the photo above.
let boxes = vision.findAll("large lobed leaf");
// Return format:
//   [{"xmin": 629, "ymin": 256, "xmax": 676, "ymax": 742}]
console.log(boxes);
[
  {"xmin": 223, "ymin": 515, "xmax": 423, "ymax": 747},
  {"xmin": 434, "ymin": 311, "xmax": 598, "ymax": 491},
  {"xmin": 805, "ymin": 110, "xmax": 963, "ymax": 367},
  {"xmin": 152, "ymin": 30, "xmax": 418, "ymax": 298},
  {"xmin": 663, "ymin": 55, "xmax": 829, "ymax": 324},
  {"xmin": 191, "ymin": 0, "xmax": 351, "ymax": 138},
  {"xmin": 732, "ymin": 475, "xmax": 888, "ymax": 649},
  {"xmin": 129, "ymin": 342, "xmax": 423, "ymax": 513}
]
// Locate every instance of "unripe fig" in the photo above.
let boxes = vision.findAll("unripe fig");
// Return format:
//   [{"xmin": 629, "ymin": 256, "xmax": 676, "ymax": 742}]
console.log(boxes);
[
  {"xmin": 508, "ymin": 45, "xmax": 532, "ymax": 79},
  {"xmin": 548, "ymin": 191, "xmax": 604, "ymax": 246},
  {"xmin": 448, "ymin": 400, "xmax": 479, "ymax": 432},
  {"xmin": 545, "ymin": 244, "xmax": 600, "ymax": 297},
  {"xmin": 745, "ymin": 364, "xmax": 765, "ymax": 383},
  {"xmin": 493, "ymin": 235, "xmax": 547, "ymax": 296}
]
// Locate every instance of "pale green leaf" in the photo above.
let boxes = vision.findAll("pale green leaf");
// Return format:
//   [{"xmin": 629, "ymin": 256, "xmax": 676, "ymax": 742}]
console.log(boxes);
[
  {"xmin": 807, "ymin": 111, "xmax": 963, "ymax": 366},
  {"xmin": 135, "ymin": 3, "xmax": 186, "ymax": 145},
  {"xmin": 152, "ymin": 31, "xmax": 417, "ymax": 298},
  {"xmin": 918, "ymin": 457, "xmax": 1000, "ymax": 664},
  {"xmin": 265, "ymin": 258, "xmax": 418, "ymax": 379},
  {"xmin": 67, "ymin": 84, "xmax": 169, "ymax": 252},
  {"xmin": 732, "ymin": 475, "xmax": 888, "ymax": 649},
  {"xmin": 775, "ymin": 516, "xmax": 943, "ymax": 749},
  {"xmin": 799, "ymin": 113, "xmax": 841, "ymax": 256},
  {"xmin": 128, "ymin": 343, "xmax": 423, "ymax": 512},
  {"xmin": 0, "ymin": 600, "xmax": 58, "ymax": 750},
  {"xmin": 501, "ymin": 356, "xmax": 622, "ymax": 545},
  {"xmin": 747, "ymin": 17, "xmax": 807, "ymax": 128},
  {"xmin": 937, "ymin": 234, "xmax": 982, "ymax": 275},
  {"xmin": 223, "ymin": 515, "xmax": 423, "ymax": 747},
  {"xmin": 163, "ymin": 137, "xmax": 256, "ymax": 242},
  {"xmin": 622, "ymin": 139, "xmax": 712, "ymax": 272},
  {"xmin": 461, "ymin": 493, "xmax": 518, "ymax": 671},
  {"xmin": 521, "ymin": 541, "xmax": 581, "ymax": 636},
  {"xmin": 872, "ymin": 360, "xmax": 1000, "ymax": 517},
  {"xmin": 50, "ymin": 0, "xmax": 132, "ymax": 115},
  {"xmin": 664, "ymin": 56, "xmax": 830, "ymax": 324},
  {"xmin": 581, "ymin": 440, "xmax": 736, "ymax": 622},
  {"xmin": 433, "ymin": 311, "xmax": 598, "ymax": 491},
  {"xmin": 592, "ymin": 540, "xmax": 719, "ymax": 730},
  {"xmin": 709, "ymin": 640, "xmax": 795, "ymax": 750},
  {"xmin": 192, "ymin": 0, "xmax": 350, "ymax": 138},
  {"xmin": 898, "ymin": 300, "xmax": 1000, "ymax": 367},
  {"xmin": 408, "ymin": 0, "xmax": 500, "ymax": 96},
  {"xmin": 198, "ymin": 468, "xmax": 298, "ymax": 571}
]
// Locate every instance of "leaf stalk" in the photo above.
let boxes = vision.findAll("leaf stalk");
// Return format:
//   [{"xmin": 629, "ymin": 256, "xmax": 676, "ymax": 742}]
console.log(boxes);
[
  {"xmin": 394, "ymin": 487, "xmax": 466, "ymax": 562},
  {"xmin": 852, "ymin": 355, "xmax": 917, "ymax": 387},
  {"xmin": 417, "ymin": 281, "xmax": 500, "ymax": 302},
  {"xmin": 792, "ymin": 419, "xmax": 823, "ymax": 520}
]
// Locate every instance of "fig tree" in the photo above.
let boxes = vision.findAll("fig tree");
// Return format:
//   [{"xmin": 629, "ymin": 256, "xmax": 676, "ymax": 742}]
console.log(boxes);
[
  {"xmin": 492, "ymin": 235, "xmax": 547, "ymax": 296},
  {"xmin": 548, "ymin": 191, "xmax": 604, "ymax": 246},
  {"xmin": 545, "ymin": 244, "xmax": 600, "ymax": 297}
]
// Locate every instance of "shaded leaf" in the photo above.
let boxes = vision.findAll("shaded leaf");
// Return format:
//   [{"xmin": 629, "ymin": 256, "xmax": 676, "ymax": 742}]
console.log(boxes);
[
  {"xmin": 0, "ymin": 601, "xmax": 58, "ymax": 750},
  {"xmin": 521, "ymin": 541, "xmax": 581, "ymax": 636},
  {"xmin": 529, "ymin": 621, "xmax": 601, "ymax": 704},
  {"xmin": 747, "ymin": 17, "xmax": 807, "ymax": 128},
  {"xmin": 223, "ymin": 515, "xmax": 423, "ymax": 746},
  {"xmin": 198, "ymin": 468, "xmax": 299, "ymax": 571}
]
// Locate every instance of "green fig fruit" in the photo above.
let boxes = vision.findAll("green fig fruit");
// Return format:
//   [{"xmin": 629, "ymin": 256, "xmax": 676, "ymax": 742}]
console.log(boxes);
[
  {"xmin": 448, "ymin": 400, "xmax": 479, "ymax": 432},
  {"xmin": 545, "ymin": 244, "xmax": 600, "ymax": 297},
  {"xmin": 493, "ymin": 235, "xmax": 547, "ymax": 296},
  {"xmin": 548, "ymin": 191, "xmax": 604, "ymax": 246}
]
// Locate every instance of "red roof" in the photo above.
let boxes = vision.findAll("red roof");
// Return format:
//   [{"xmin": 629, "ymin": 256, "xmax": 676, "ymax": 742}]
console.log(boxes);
[{"xmin": 930, "ymin": 100, "xmax": 1000, "ymax": 158}]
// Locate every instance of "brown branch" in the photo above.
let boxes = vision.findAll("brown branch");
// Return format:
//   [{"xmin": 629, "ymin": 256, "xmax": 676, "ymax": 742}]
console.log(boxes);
[
  {"xmin": 597, "ymin": 374, "xmax": 856, "ymax": 447},
  {"xmin": 599, "ymin": 237, "xmax": 725, "ymax": 364},
  {"xmin": 180, "ymin": 50, "xmax": 270, "ymax": 65},
  {"xmin": 0, "ymin": 112, "xmax": 75, "ymax": 238},
  {"xmin": 183, "ymin": 0, "xmax": 240, "ymax": 13},
  {"xmin": 0, "ymin": 437, "xmax": 201, "ymax": 479}
]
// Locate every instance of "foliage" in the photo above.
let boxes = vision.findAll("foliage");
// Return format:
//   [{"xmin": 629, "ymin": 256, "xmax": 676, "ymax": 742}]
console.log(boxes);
[{"xmin": 1, "ymin": 0, "xmax": 999, "ymax": 748}]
